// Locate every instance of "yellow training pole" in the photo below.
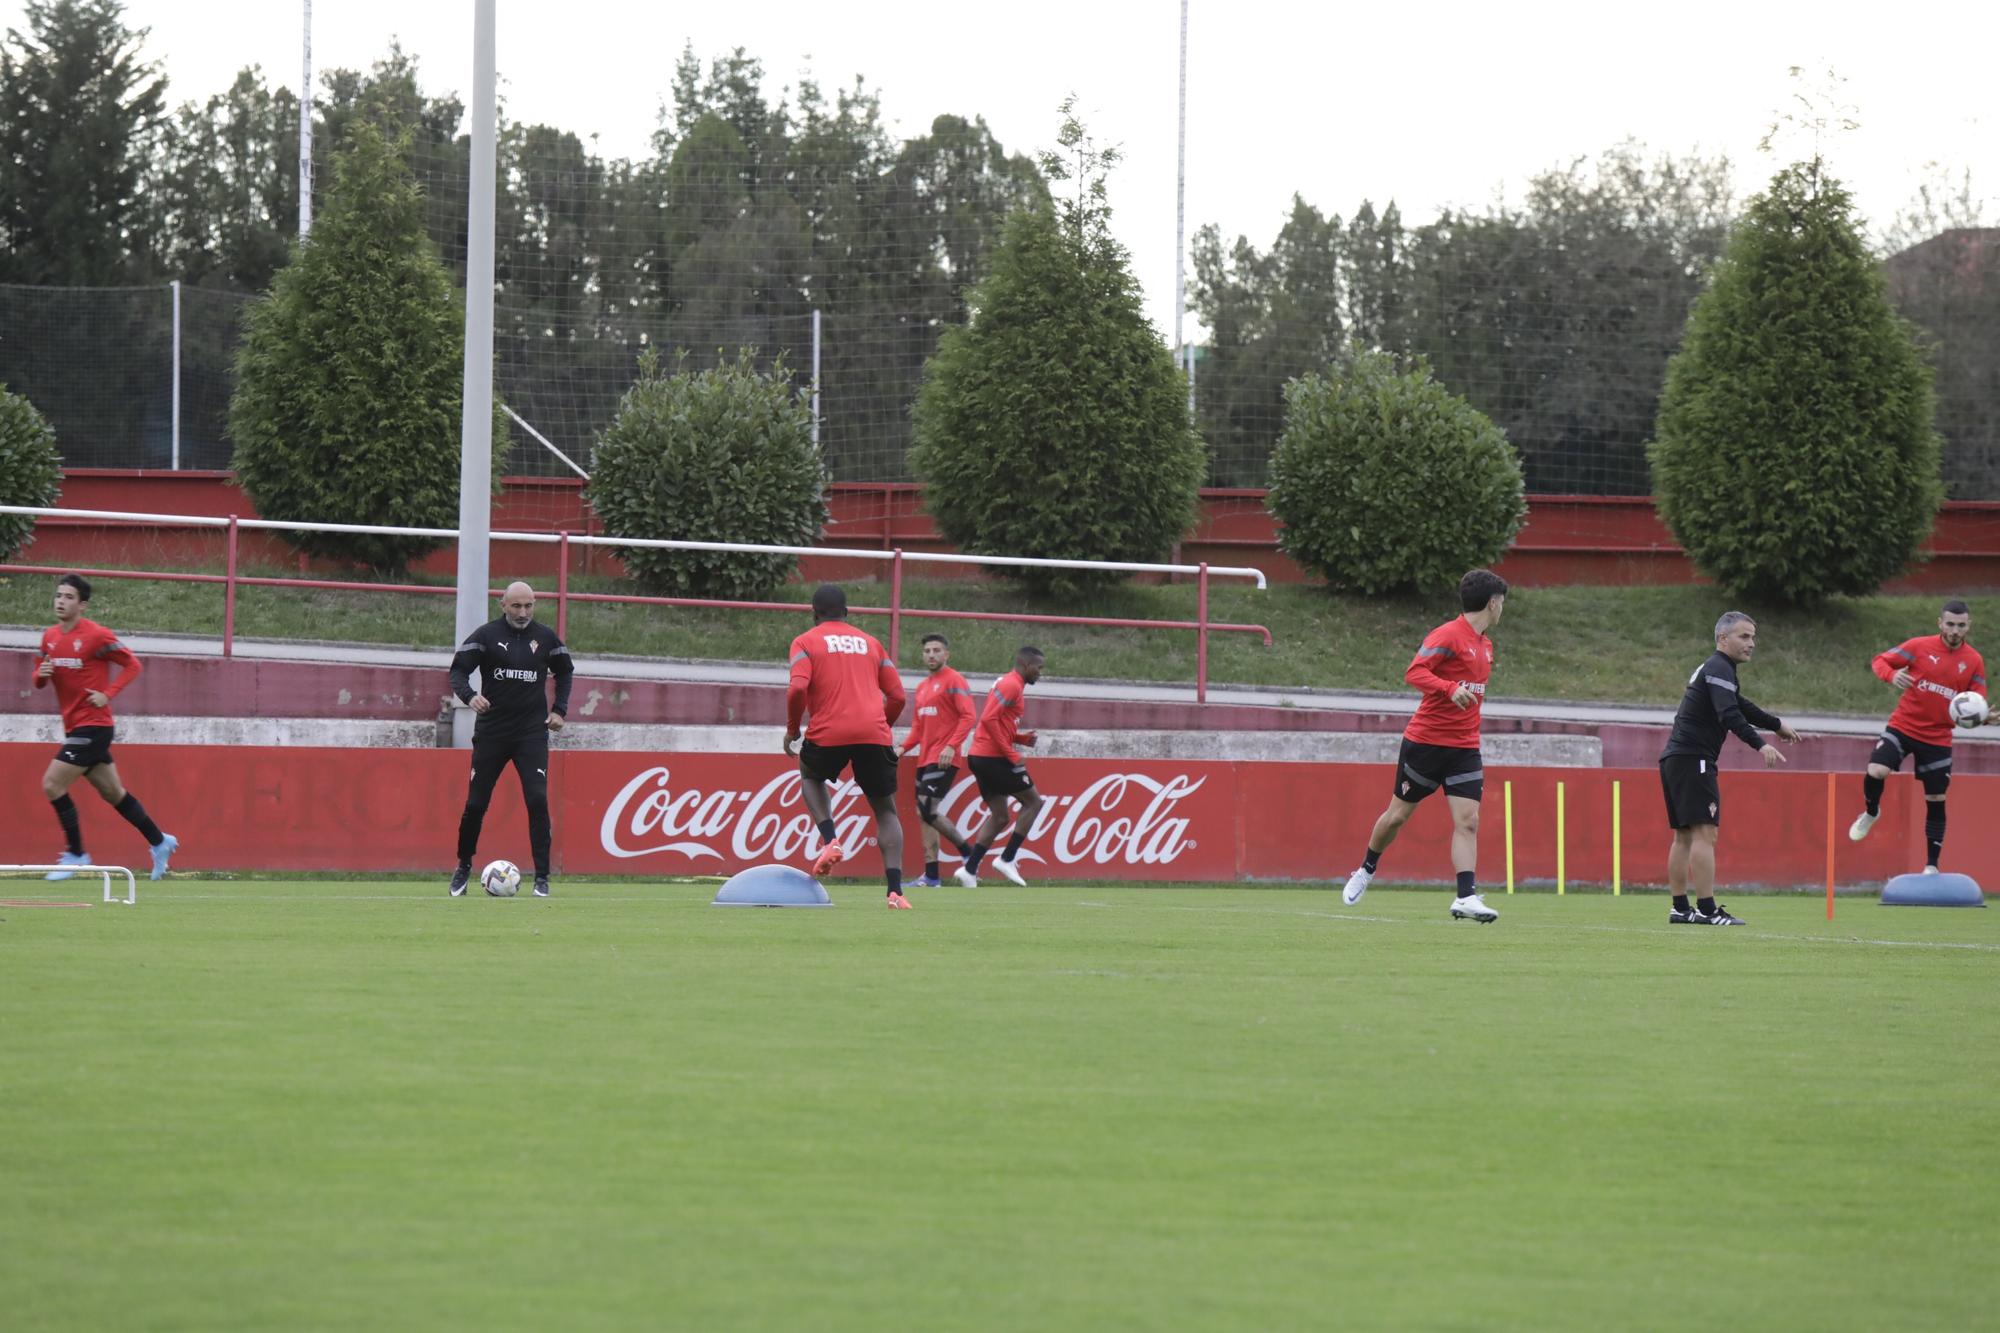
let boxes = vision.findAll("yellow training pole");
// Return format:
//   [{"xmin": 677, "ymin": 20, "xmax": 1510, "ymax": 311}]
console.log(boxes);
[
  {"xmin": 1556, "ymin": 780, "xmax": 1566, "ymax": 895},
  {"xmin": 1612, "ymin": 780, "xmax": 1622, "ymax": 896},
  {"xmin": 1504, "ymin": 780, "xmax": 1515, "ymax": 894}
]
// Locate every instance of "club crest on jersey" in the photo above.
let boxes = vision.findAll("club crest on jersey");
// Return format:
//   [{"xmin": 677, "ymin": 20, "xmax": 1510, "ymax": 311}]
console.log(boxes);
[{"xmin": 531, "ymin": 641, "xmax": 540, "ymax": 654}]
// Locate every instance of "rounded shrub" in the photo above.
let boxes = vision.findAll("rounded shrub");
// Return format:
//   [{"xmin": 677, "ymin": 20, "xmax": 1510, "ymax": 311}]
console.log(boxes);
[
  {"xmin": 1268, "ymin": 346, "xmax": 1526, "ymax": 593},
  {"xmin": 0, "ymin": 383, "xmax": 61, "ymax": 563},
  {"xmin": 1651, "ymin": 160, "xmax": 1942, "ymax": 604},
  {"xmin": 585, "ymin": 347, "xmax": 827, "ymax": 598},
  {"xmin": 229, "ymin": 121, "xmax": 505, "ymax": 573}
]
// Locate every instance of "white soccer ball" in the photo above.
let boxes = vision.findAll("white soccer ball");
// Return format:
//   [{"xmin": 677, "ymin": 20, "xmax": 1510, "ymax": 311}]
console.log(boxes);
[
  {"xmin": 481, "ymin": 859, "xmax": 522, "ymax": 897},
  {"xmin": 1950, "ymin": 691, "xmax": 1989, "ymax": 729}
]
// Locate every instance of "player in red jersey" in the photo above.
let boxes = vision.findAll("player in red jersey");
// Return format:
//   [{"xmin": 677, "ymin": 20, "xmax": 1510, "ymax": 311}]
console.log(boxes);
[
  {"xmin": 784, "ymin": 585, "xmax": 912, "ymax": 907},
  {"xmin": 957, "ymin": 646, "xmax": 1045, "ymax": 888},
  {"xmin": 1847, "ymin": 599, "xmax": 1997, "ymax": 872},
  {"xmin": 898, "ymin": 632, "xmax": 977, "ymax": 887},
  {"xmin": 32, "ymin": 574, "xmax": 178, "ymax": 880},
  {"xmin": 1341, "ymin": 570, "xmax": 1506, "ymax": 922}
]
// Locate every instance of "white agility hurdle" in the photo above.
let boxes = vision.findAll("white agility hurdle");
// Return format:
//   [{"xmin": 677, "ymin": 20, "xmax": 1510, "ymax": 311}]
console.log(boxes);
[{"xmin": 0, "ymin": 866, "xmax": 138, "ymax": 904}]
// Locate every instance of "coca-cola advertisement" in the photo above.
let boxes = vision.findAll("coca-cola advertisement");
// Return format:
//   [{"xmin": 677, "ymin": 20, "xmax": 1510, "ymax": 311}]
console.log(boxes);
[
  {"xmin": 579, "ymin": 757, "xmax": 1231, "ymax": 878},
  {"xmin": 0, "ymin": 742, "xmax": 1945, "ymax": 885}
]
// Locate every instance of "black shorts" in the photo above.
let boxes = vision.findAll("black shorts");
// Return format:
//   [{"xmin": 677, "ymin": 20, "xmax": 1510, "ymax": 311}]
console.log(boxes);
[
  {"xmin": 913, "ymin": 763, "xmax": 957, "ymax": 818},
  {"xmin": 1869, "ymin": 726, "xmax": 1953, "ymax": 796},
  {"xmin": 799, "ymin": 740, "xmax": 899, "ymax": 799},
  {"xmin": 968, "ymin": 754, "xmax": 1033, "ymax": 802},
  {"xmin": 1660, "ymin": 754, "xmax": 1721, "ymax": 828},
  {"xmin": 54, "ymin": 725, "xmax": 115, "ymax": 771},
  {"xmin": 1391, "ymin": 739, "xmax": 1484, "ymax": 804}
]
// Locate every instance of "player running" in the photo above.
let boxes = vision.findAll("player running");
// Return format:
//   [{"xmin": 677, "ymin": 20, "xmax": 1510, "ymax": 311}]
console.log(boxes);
[
  {"xmin": 898, "ymin": 632, "xmax": 978, "ymax": 887},
  {"xmin": 1848, "ymin": 599, "xmax": 1995, "ymax": 872},
  {"xmin": 32, "ymin": 574, "xmax": 178, "ymax": 880},
  {"xmin": 448, "ymin": 581, "xmax": 574, "ymax": 897},
  {"xmin": 957, "ymin": 646, "xmax": 1045, "ymax": 888},
  {"xmin": 1658, "ymin": 611, "xmax": 1798, "ymax": 926},
  {"xmin": 785, "ymin": 585, "xmax": 912, "ymax": 908},
  {"xmin": 1342, "ymin": 570, "xmax": 1506, "ymax": 922}
]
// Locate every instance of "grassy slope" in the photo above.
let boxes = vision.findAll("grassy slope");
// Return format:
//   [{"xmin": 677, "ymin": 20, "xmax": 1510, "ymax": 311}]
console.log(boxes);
[
  {"xmin": 3, "ymin": 881, "xmax": 1994, "ymax": 1330},
  {"xmin": 0, "ymin": 567, "xmax": 1975, "ymax": 716}
]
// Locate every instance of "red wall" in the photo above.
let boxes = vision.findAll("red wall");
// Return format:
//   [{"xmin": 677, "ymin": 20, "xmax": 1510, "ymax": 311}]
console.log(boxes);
[
  {"xmin": 29, "ymin": 471, "xmax": 2000, "ymax": 591},
  {"xmin": 1, "ymin": 742, "xmax": 1972, "ymax": 888}
]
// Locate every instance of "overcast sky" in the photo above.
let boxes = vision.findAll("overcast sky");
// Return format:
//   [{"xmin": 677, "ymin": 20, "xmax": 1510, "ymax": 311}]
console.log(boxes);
[{"xmin": 9, "ymin": 0, "xmax": 1996, "ymax": 337}]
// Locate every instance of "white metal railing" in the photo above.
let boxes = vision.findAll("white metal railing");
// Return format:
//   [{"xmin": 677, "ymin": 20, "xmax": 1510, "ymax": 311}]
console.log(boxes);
[
  {"xmin": 0, "ymin": 505, "xmax": 1269, "ymax": 587},
  {"xmin": 0, "ymin": 504, "xmax": 1271, "ymax": 700}
]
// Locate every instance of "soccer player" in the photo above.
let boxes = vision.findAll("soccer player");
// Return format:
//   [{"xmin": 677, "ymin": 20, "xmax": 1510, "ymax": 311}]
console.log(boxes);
[
  {"xmin": 32, "ymin": 574, "xmax": 178, "ymax": 880},
  {"xmin": 1342, "ymin": 570, "xmax": 1506, "ymax": 922},
  {"xmin": 898, "ymin": 632, "xmax": 977, "ymax": 887},
  {"xmin": 1658, "ymin": 611, "xmax": 1798, "ymax": 926},
  {"xmin": 448, "ymin": 581, "xmax": 574, "ymax": 898},
  {"xmin": 784, "ymin": 585, "xmax": 912, "ymax": 908},
  {"xmin": 1848, "ymin": 599, "xmax": 1995, "ymax": 872},
  {"xmin": 957, "ymin": 646, "xmax": 1045, "ymax": 888}
]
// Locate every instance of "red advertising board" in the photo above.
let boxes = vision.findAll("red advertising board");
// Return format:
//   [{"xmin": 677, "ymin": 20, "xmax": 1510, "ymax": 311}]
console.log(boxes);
[{"xmin": 1, "ymin": 742, "xmax": 1977, "ymax": 888}]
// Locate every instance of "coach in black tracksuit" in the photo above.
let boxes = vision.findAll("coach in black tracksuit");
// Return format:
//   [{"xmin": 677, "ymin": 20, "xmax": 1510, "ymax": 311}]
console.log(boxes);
[
  {"xmin": 448, "ymin": 581, "xmax": 574, "ymax": 897},
  {"xmin": 1658, "ymin": 609, "xmax": 1798, "ymax": 926}
]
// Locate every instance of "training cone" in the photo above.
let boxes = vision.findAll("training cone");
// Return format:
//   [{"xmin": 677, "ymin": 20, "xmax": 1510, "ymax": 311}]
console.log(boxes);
[{"xmin": 712, "ymin": 864, "xmax": 834, "ymax": 908}]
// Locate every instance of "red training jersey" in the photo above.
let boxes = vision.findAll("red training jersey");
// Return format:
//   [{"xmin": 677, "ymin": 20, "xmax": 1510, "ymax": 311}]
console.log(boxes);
[
  {"xmin": 1401, "ymin": 615, "xmax": 1493, "ymax": 750},
  {"xmin": 902, "ymin": 666, "xmax": 976, "ymax": 767},
  {"xmin": 1874, "ymin": 634, "xmax": 1986, "ymax": 747},
  {"xmin": 969, "ymin": 670, "xmax": 1031, "ymax": 764},
  {"xmin": 34, "ymin": 617, "xmax": 142, "ymax": 732},
  {"xmin": 786, "ymin": 620, "xmax": 906, "ymax": 746}
]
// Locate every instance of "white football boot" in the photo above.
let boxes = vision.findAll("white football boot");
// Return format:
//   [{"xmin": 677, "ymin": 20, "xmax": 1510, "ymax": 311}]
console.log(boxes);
[
  {"xmin": 1848, "ymin": 811, "xmax": 1877, "ymax": 841},
  {"xmin": 954, "ymin": 865, "xmax": 979, "ymax": 889},
  {"xmin": 1450, "ymin": 892, "xmax": 1499, "ymax": 923},
  {"xmin": 993, "ymin": 855, "xmax": 1027, "ymax": 887},
  {"xmin": 1341, "ymin": 867, "xmax": 1373, "ymax": 905}
]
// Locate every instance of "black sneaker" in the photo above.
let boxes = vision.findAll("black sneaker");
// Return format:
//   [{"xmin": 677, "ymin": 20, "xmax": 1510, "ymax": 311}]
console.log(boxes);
[
  {"xmin": 1668, "ymin": 905, "xmax": 1700, "ymax": 924},
  {"xmin": 1694, "ymin": 903, "xmax": 1746, "ymax": 926},
  {"xmin": 532, "ymin": 876, "xmax": 550, "ymax": 898},
  {"xmin": 448, "ymin": 863, "xmax": 471, "ymax": 897}
]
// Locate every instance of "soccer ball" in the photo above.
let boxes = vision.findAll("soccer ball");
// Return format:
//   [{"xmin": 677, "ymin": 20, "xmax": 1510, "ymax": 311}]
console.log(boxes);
[
  {"xmin": 1950, "ymin": 691, "xmax": 1989, "ymax": 730},
  {"xmin": 481, "ymin": 859, "xmax": 522, "ymax": 897}
]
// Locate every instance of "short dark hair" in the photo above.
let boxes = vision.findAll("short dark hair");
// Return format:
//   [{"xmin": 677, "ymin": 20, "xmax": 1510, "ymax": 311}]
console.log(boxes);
[
  {"xmin": 1942, "ymin": 599, "xmax": 1970, "ymax": 617},
  {"xmin": 810, "ymin": 584, "xmax": 848, "ymax": 622},
  {"xmin": 921, "ymin": 632, "xmax": 949, "ymax": 648},
  {"xmin": 1017, "ymin": 645, "xmax": 1045, "ymax": 662},
  {"xmin": 1459, "ymin": 569, "xmax": 1507, "ymax": 612},
  {"xmin": 57, "ymin": 573, "xmax": 91, "ymax": 603}
]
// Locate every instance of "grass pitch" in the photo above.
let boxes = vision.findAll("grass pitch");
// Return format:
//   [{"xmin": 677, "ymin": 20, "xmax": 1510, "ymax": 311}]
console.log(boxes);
[{"xmin": 4, "ymin": 881, "xmax": 1995, "ymax": 1330}]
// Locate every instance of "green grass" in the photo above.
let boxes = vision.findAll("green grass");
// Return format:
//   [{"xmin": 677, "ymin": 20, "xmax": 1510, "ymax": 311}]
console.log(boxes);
[
  {"xmin": 4, "ymin": 880, "xmax": 1995, "ymax": 1330},
  {"xmin": 0, "ymin": 565, "xmax": 1983, "ymax": 714}
]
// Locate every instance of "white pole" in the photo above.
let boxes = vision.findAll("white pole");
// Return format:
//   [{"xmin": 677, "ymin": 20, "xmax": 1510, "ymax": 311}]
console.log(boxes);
[
  {"xmin": 169, "ymin": 280, "xmax": 181, "ymax": 470},
  {"xmin": 453, "ymin": 0, "xmax": 498, "ymax": 749},
  {"xmin": 298, "ymin": 0, "xmax": 313, "ymax": 236},
  {"xmin": 811, "ymin": 307, "xmax": 822, "ymax": 450},
  {"xmin": 1175, "ymin": 0, "xmax": 1193, "ymax": 415}
]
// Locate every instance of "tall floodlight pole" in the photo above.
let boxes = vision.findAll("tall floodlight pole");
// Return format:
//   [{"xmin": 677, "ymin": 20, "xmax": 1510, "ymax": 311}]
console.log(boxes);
[
  {"xmin": 298, "ymin": 0, "xmax": 313, "ymax": 235},
  {"xmin": 453, "ymin": 0, "xmax": 499, "ymax": 748},
  {"xmin": 1175, "ymin": 0, "xmax": 1192, "ymax": 415}
]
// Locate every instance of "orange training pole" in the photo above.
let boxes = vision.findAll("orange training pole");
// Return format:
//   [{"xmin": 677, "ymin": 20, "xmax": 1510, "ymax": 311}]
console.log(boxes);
[{"xmin": 1825, "ymin": 770, "xmax": 1836, "ymax": 920}]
